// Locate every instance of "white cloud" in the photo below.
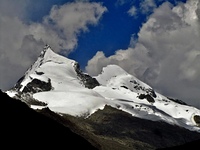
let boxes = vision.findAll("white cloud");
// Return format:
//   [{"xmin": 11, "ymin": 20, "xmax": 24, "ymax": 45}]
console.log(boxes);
[
  {"xmin": 44, "ymin": 2, "xmax": 106, "ymax": 51},
  {"xmin": 128, "ymin": 6, "xmax": 137, "ymax": 16},
  {"xmin": 86, "ymin": 0, "xmax": 200, "ymax": 108},
  {"xmin": 0, "ymin": 1, "xmax": 107, "ymax": 90},
  {"xmin": 129, "ymin": 34, "xmax": 138, "ymax": 47},
  {"xmin": 30, "ymin": 2, "xmax": 107, "ymax": 52},
  {"xmin": 140, "ymin": 0, "xmax": 157, "ymax": 14}
]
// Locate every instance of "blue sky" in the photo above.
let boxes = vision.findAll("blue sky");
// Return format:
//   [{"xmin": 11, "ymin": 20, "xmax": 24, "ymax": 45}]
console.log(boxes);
[
  {"xmin": 68, "ymin": 0, "xmax": 187, "ymax": 69},
  {"xmin": 1, "ymin": 0, "xmax": 200, "ymax": 109},
  {"xmin": 21, "ymin": 0, "xmax": 187, "ymax": 69},
  {"xmin": 68, "ymin": 0, "xmax": 142, "ymax": 68},
  {"xmin": 68, "ymin": 0, "xmax": 185, "ymax": 69}
]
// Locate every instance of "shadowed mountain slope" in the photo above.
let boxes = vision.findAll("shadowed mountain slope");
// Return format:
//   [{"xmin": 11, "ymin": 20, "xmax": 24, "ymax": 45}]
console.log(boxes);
[{"xmin": 0, "ymin": 90, "xmax": 97, "ymax": 149}]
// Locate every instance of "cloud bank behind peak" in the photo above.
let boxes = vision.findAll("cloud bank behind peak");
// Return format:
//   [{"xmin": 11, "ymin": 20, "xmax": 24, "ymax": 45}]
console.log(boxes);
[
  {"xmin": 86, "ymin": 0, "xmax": 200, "ymax": 108},
  {"xmin": 0, "ymin": 0, "xmax": 107, "ymax": 90}
]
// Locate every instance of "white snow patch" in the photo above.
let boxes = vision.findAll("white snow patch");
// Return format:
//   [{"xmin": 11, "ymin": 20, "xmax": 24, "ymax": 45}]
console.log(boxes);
[
  {"xmin": 30, "ymin": 105, "xmax": 47, "ymax": 110},
  {"xmin": 6, "ymin": 90, "xmax": 17, "ymax": 97},
  {"xmin": 33, "ymin": 89, "xmax": 107, "ymax": 117}
]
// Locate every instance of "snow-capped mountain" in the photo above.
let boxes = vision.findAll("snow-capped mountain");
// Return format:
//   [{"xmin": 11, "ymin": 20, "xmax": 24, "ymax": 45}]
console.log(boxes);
[{"xmin": 7, "ymin": 45, "xmax": 200, "ymax": 133}]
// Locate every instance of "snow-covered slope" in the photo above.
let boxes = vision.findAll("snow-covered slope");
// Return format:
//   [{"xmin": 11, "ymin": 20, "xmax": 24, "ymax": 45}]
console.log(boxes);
[
  {"xmin": 17, "ymin": 45, "xmax": 81, "ymax": 92},
  {"xmin": 93, "ymin": 65, "xmax": 200, "ymax": 131},
  {"xmin": 7, "ymin": 46, "xmax": 200, "ymax": 132}
]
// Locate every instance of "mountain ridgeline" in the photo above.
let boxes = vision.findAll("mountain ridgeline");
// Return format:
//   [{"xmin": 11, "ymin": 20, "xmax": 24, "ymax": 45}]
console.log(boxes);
[{"xmin": 5, "ymin": 45, "xmax": 200, "ymax": 149}]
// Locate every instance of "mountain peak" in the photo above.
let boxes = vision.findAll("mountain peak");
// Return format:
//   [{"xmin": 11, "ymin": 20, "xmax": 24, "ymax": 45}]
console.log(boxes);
[
  {"xmin": 95, "ymin": 64, "xmax": 151, "ymax": 90},
  {"xmin": 11, "ymin": 45, "xmax": 99, "ymax": 94},
  {"xmin": 40, "ymin": 44, "xmax": 54, "ymax": 57},
  {"xmin": 34, "ymin": 45, "xmax": 77, "ymax": 68},
  {"xmin": 7, "ymin": 46, "xmax": 200, "ymax": 133},
  {"xmin": 43, "ymin": 44, "xmax": 51, "ymax": 51},
  {"xmin": 12, "ymin": 45, "xmax": 77, "ymax": 93}
]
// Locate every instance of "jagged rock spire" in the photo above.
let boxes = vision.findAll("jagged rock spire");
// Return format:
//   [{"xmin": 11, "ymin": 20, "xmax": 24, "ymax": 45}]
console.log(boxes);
[
  {"xmin": 41, "ymin": 44, "xmax": 51, "ymax": 55},
  {"xmin": 43, "ymin": 44, "xmax": 51, "ymax": 51},
  {"xmin": 39, "ymin": 44, "xmax": 54, "ymax": 59}
]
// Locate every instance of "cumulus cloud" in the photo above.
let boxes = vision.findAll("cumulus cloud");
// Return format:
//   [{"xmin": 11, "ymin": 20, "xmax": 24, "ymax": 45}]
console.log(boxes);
[
  {"xmin": 30, "ymin": 2, "xmax": 107, "ymax": 52},
  {"xmin": 86, "ymin": 0, "xmax": 200, "ymax": 108},
  {"xmin": 0, "ymin": 1, "xmax": 107, "ymax": 90}
]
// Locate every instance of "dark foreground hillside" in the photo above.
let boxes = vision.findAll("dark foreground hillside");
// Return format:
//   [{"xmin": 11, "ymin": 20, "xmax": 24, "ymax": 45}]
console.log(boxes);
[
  {"xmin": 158, "ymin": 138, "xmax": 200, "ymax": 150},
  {"xmin": 1, "ymin": 89, "xmax": 200, "ymax": 150},
  {"xmin": 0, "ymin": 90, "xmax": 97, "ymax": 149},
  {"xmin": 40, "ymin": 105, "xmax": 200, "ymax": 150}
]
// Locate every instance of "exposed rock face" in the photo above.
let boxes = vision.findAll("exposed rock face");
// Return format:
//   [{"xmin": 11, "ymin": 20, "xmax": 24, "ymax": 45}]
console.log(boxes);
[
  {"xmin": 22, "ymin": 78, "xmax": 52, "ymax": 93},
  {"xmin": 132, "ymin": 80, "xmax": 157, "ymax": 98},
  {"xmin": 194, "ymin": 115, "xmax": 200, "ymax": 126},
  {"xmin": 13, "ymin": 75, "xmax": 25, "ymax": 90},
  {"xmin": 74, "ymin": 63, "xmax": 100, "ymax": 89},
  {"xmin": 168, "ymin": 97, "xmax": 188, "ymax": 105},
  {"xmin": 138, "ymin": 93, "xmax": 155, "ymax": 103}
]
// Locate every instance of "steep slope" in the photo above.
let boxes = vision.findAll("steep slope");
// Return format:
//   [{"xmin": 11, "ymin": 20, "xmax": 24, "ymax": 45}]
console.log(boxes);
[
  {"xmin": 45, "ymin": 105, "xmax": 200, "ymax": 150},
  {"xmin": 8, "ymin": 45, "xmax": 103, "ymax": 116},
  {"xmin": 13, "ymin": 45, "xmax": 99, "ymax": 93},
  {"xmin": 93, "ymin": 65, "xmax": 200, "ymax": 132},
  {"xmin": 0, "ymin": 90, "xmax": 97, "ymax": 149}
]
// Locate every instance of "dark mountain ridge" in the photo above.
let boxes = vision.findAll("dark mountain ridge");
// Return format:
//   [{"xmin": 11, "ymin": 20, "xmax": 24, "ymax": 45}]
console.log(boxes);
[{"xmin": 0, "ymin": 90, "xmax": 97, "ymax": 149}]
